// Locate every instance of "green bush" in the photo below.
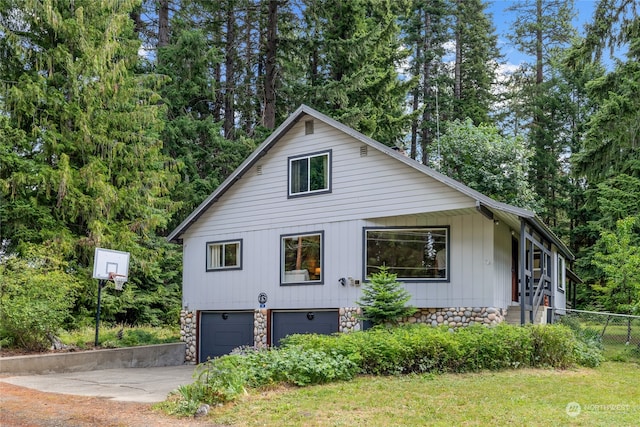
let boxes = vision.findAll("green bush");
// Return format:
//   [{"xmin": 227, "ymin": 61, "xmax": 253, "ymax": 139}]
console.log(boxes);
[
  {"xmin": 242, "ymin": 346, "xmax": 358, "ymax": 387},
  {"xmin": 284, "ymin": 323, "xmax": 597, "ymax": 374},
  {"xmin": 456, "ymin": 324, "xmax": 533, "ymax": 371},
  {"xmin": 0, "ymin": 250, "xmax": 80, "ymax": 351},
  {"xmin": 529, "ymin": 324, "xmax": 577, "ymax": 368}
]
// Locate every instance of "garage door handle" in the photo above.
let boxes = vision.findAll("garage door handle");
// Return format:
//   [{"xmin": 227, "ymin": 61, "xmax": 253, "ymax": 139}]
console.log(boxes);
[
  {"xmin": 307, "ymin": 312, "xmax": 315, "ymax": 320},
  {"xmin": 222, "ymin": 313, "xmax": 229, "ymax": 320}
]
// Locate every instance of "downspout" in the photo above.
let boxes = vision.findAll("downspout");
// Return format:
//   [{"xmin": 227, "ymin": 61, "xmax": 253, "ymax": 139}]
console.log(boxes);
[{"xmin": 520, "ymin": 220, "xmax": 526, "ymax": 325}]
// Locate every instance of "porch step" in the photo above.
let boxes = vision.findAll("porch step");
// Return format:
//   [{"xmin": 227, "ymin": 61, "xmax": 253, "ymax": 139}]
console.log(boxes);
[{"xmin": 504, "ymin": 305, "xmax": 545, "ymax": 325}]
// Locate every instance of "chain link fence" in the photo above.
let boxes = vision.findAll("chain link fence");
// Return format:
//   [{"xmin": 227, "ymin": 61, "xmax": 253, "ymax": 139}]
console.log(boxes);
[{"xmin": 562, "ymin": 309, "xmax": 640, "ymax": 360}]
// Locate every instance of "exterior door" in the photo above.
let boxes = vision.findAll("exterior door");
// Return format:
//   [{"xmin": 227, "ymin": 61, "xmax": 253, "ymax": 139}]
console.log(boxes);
[
  {"xmin": 199, "ymin": 311, "xmax": 254, "ymax": 362},
  {"xmin": 271, "ymin": 310, "xmax": 339, "ymax": 346}
]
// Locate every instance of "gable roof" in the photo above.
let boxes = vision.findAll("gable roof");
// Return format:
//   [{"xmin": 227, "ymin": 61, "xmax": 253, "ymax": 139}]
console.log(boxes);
[{"xmin": 167, "ymin": 105, "xmax": 573, "ymax": 260}]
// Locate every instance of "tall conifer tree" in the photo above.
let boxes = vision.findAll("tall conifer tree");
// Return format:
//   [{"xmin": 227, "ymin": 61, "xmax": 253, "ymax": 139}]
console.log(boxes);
[{"xmin": 0, "ymin": 0, "xmax": 181, "ymax": 324}]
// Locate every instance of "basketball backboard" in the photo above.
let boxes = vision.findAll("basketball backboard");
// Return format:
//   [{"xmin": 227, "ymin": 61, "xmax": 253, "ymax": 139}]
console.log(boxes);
[{"xmin": 93, "ymin": 248, "xmax": 130, "ymax": 280}]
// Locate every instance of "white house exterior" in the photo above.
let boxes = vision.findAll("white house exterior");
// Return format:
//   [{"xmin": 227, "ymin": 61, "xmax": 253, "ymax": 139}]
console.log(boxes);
[{"xmin": 168, "ymin": 105, "xmax": 575, "ymax": 363}]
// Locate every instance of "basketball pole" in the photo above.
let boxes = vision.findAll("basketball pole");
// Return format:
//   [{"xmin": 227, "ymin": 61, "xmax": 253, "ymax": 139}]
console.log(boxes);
[{"xmin": 95, "ymin": 279, "xmax": 106, "ymax": 347}]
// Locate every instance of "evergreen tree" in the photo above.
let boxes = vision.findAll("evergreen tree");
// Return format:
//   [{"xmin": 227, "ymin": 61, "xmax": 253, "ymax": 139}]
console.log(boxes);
[
  {"xmin": 283, "ymin": 0, "xmax": 413, "ymax": 146},
  {"xmin": 452, "ymin": 0, "xmax": 501, "ymax": 125},
  {"xmin": 157, "ymin": 25, "xmax": 255, "ymax": 231},
  {"xmin": 0, "ymin": 0, "xmax": 181, "ymax": 326},
  {"xmin": 403, "ymin": 0, "xmax": 451, "ymax": 163},
  {"xmin": 504, "ymin": 0, "xmax": 576, "ymax": 227},
  {"xmin": 357, "ymin": 266, "xmax": 416, "ymax": 326}
]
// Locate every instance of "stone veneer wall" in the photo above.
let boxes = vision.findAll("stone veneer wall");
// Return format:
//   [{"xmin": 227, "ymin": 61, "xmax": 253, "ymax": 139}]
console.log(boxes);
[
  {"xmin": 339, "ymin": 307, "xmax": 361, "ymax": 333},
  {"xmin": 254, "ymin": 309, "xmax": 268, "ymax": 349},
  {"xmin": 403, "ymin": 307, "xmax": 506, "ymax": 329},
  {"xmin": 180, "ymin": 309, "xmax": 197, "ymax": 364}
]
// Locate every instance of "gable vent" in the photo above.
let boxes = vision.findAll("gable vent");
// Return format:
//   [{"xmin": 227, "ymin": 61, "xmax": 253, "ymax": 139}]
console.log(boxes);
[
  {"xmin": 360, "ymin": 145, "xmax": 368, "ymax": 157},
  {"xmin": 305, "ymin": 120, "xmax": 314, "ymax": 135},
  {"xmin": 257, "ymin": 165, "xmax": 263, "ymax": 175}
]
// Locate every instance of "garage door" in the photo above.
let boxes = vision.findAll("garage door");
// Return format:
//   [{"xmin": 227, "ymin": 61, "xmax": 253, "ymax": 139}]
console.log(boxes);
[
  {"xmin": 272, "ymin": 310, "xmax": 339, "ymax": 346},
  {"xmin": 200, "ymin": 311, "xmax": 254, "ymax": 362}
]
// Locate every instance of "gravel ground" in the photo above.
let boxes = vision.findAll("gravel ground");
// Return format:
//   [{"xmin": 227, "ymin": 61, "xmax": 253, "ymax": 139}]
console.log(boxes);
[{"xmin": 0, "ymin": 381, "xmax": 223, "ymax": 427}]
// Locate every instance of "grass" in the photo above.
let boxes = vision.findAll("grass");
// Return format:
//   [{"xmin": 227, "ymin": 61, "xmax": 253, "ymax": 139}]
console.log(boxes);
[
  {"xmin": 205, "ymin": 362, "xmax": 639, "ymax": 426},
  {"xmin": 59, "ymin": 325, "xmax": 180, "ymax": 349},
  {"xmin": 580, "ymin": 321, "xmax": 640, "ymax": 363}
]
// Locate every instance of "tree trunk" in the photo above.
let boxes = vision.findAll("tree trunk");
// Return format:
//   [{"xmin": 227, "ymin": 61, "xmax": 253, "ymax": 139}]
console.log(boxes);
[
  {"xmin": 158, "ymin": 0, "xmax": 170, "ymax": 48},
  {"xmin": 224, "ymin": 0, "xmax": 236, "ymax": 140},
  {"xmin": 263, "ymin": 0, "xmax": 278, "ymax": 129},
  {"xmin": 454, "ymin": 0, "xmax": 462, "ymax": 101},
  {"xmin": 421, "ymin": 12, "xmax": 432, "ymax": 166}
]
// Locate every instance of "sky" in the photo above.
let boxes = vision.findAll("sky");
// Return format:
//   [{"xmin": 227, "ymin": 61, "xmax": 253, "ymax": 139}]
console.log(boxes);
[{"xmin": 486, "ymin": 0, "xmax": 598, "ymax": 68}]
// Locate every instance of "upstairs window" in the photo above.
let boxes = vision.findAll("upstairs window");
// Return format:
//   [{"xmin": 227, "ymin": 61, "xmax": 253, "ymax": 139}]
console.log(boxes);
[
  {"xmin": 206, "ymin": 240, "xmax": 242, "ymax": 271},
  {"xmin": 288, "ymin": 150, "xmax": 331, "ymax": 197},
  {"xmin": 364, "ymin": 227, "xmax": 449, "ymax": 281}
]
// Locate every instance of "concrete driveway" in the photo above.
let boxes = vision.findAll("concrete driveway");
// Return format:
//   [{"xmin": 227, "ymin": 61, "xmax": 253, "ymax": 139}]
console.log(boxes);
[{"xmin": 0, "ymin": 365, "xmax": 198, "ymax": 403}]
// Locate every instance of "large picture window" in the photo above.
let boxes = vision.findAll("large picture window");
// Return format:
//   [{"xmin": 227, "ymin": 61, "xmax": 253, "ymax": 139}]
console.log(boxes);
[
  {"xmin": 206, "ymin": 240, "xmax": 242, "ymax": 271},
  {"xmin": 364, "ymin": 227, "xmax": 449, "ymax": 281},
  {"xmin": 288, "ymin": 151, "xmax": 331, "ymax": 197},
  {"xmin": 281, "ymin": 232, "xmax": 323, "ymax": 284}
]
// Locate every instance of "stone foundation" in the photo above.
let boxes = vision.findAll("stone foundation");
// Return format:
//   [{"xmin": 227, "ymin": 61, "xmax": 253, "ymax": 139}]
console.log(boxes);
[
  {"xmin": 180, "ymin": 309, "xmax": 197, "ymax": 364},
  {"xmin": 254, "ymin": 309, "xmax": 268, "ymax": 348},
  {"xmin": 403, "ymin": 307, "xmax": 506, "ymax": 329},
  {"xmin": 339, "ymin": 307, "xmax": 361, "ymax": 332}
]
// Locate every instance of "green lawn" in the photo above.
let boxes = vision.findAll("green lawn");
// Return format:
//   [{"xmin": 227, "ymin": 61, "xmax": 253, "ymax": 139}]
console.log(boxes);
[{"xmin": 207, "ymin": 362, "xmax": 639, "ymax": 426}]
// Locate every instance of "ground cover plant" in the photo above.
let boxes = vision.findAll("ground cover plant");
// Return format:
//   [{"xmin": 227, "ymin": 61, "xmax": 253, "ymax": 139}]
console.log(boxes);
[{"xmin": 159, "ymin": 323, "xmax": 604, "ymax": 417}]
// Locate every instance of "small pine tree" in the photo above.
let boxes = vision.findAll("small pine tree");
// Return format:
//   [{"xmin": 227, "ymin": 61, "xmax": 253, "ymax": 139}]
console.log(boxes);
[{"xmin": 357, "ymin": 266, "xmax": 416, "ymax": 326}]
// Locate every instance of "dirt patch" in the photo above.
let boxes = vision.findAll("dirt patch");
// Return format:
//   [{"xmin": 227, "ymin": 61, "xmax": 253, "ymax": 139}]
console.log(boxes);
[{"xmin": 0, "ymin": 381, "xmax": 224, "ymax": 427}]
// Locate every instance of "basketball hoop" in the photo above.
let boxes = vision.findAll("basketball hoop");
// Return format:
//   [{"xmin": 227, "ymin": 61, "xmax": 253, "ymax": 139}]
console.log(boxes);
[{"xmin": 109, "ymin": 272, "xmax": 128, "ymax": 291}]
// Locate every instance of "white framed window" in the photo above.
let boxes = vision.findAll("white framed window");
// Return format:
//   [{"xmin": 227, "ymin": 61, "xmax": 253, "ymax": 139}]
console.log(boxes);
[
  {"xmin": 288, "ymin": 150, "xmax": 331, "ymax": 197},
  {"xmin": 281, "ymin": 231, "xmax": 323, "ymax": 284},
  {"xmin": 364, "ymin": 227, "xmax": 449, "ymax": 281},
  {"xmin": 206, "ymin": 240, "xmax": 242, "ymax": 271},
  {"xmin": 557, "ymin": 254, "xmax": 566, "ymax": 291}
]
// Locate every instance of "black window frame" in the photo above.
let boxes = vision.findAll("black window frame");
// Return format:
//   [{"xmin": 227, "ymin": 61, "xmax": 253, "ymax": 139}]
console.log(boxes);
[
  {"xmin": 287, "ymin": 150, "xmax": 332, "ymax": 198},
  {"xmin": 363, "ymin": 226, "xmax": 450, "ymax": 282},
  {"xmin": 205, "ymin": 239, "xmax": 243, "ymax": 271},
  {"xmin": 280, "ymin": 231, "xmax": 324, "ymax": 285}
]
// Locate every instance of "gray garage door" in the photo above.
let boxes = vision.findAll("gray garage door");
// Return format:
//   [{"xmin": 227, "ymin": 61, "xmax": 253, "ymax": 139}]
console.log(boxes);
[
  {"xmin": 272, "ymin": 310, "xmax": 339, "ymax": 346},
  {"xmin": 200, "ymin": 311, "xmax": 254, "ymax": 362}
]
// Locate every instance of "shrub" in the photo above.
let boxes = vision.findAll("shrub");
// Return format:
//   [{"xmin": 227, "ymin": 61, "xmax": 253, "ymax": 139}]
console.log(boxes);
[
  {"xmin": 242, "ymin": 346, "xmax": 358, "ymax": 387},
  {"xmin": 529, "ymin": 324, "xmax": 577, "ymax": 368},
  {"xmin": 0, "ymin": 249, "xmax": 80, "ymax": 351},
  {"xmin": 456, "ymin": 324, "xmax": 533, "ymax": 371},
  {"xmin": 558, "ymin": 316, "xmax": 604, "ymax": 367}
]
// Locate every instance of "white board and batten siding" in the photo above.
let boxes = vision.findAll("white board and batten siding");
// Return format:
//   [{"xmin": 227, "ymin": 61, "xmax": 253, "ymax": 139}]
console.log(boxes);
[
  {"xmin": 182, "ymin": 213, "xmax": 503, "ymax": 312},
  {"xmin": 181, "ymin": 117, "xmax": 507, "ymax": 312}
]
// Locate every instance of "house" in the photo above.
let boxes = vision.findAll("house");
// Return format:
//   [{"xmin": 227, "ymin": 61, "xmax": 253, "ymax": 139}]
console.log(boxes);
[{"xmin": 168, "ymin": 105, "xmax": 577, "ymax": 363}]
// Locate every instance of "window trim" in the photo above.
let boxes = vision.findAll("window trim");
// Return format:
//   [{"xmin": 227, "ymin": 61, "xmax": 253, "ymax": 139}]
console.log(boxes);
[
  {"xmin": 287, "ymin": 150, "xmax": 332, "ymax": 198},
  {"xmin": 556, "ymin": 254, "xmax": 566, "ymax": 292},
  {"xmin": 280, "ymin": 230, "xmax": 324, "ymax": 285},
  {"xmin": 206, "ymin": 239, "xmax": 243, "ymax": 271},
  {"xmin": 363, "ymin": 226, "xmax": 450, "ymax": 282}
]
